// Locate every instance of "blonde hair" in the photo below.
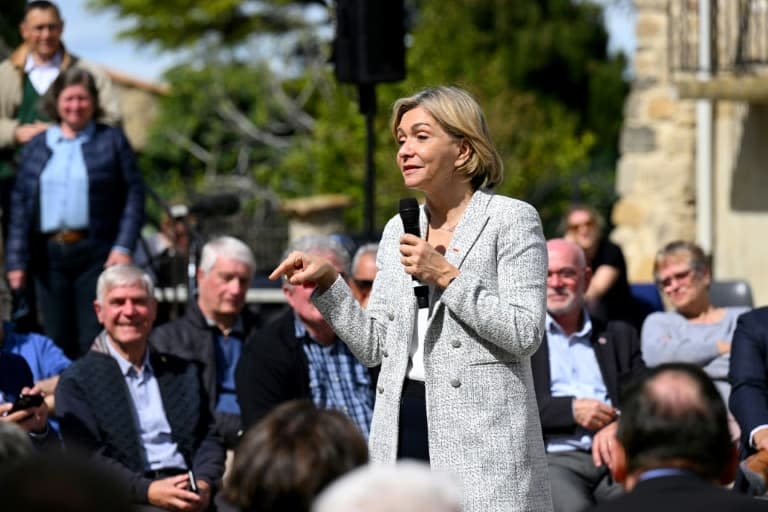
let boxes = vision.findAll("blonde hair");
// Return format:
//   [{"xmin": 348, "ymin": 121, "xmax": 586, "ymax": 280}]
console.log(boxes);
[{"xmin": 391, "ymin": 86, "xmax": 503, "ymax": 190}]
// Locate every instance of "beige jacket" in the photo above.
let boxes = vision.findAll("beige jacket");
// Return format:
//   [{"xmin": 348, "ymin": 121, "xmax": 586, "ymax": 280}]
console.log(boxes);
[{"xmin": 0, "ymin": 43, "xmax": 121, "ymax": 149}]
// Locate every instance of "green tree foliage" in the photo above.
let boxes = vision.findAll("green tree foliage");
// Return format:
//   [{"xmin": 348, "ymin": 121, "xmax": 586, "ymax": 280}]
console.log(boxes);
[
  {"xmin": 0, "ymin": 0, "xmax": 25, "ymax": 58},
  {"xmin": 90, "ymin": 0, "xmax": 627, "ymax": 236}
]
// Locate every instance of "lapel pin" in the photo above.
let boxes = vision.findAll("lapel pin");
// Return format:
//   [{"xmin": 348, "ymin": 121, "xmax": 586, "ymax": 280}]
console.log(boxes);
[{"xmin": 598, "ymin": 336, "xmax": 607, "ymax": 345}]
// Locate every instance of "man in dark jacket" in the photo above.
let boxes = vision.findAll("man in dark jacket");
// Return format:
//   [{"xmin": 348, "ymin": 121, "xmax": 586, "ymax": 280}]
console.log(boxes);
[
  {"xmin": 531, "ymin": 239, "xmax": 647, "ymax": 512},
  {"xmin": 56, "ymin": 264, "xmax": 224, "ymax": 511},
  {"xmin": 151, "ymin": 236, "xmax": 259, "ymax": 449},
  {"xmin": 585, "ymin": 363, "xmax": 766, "ymax": 512}
]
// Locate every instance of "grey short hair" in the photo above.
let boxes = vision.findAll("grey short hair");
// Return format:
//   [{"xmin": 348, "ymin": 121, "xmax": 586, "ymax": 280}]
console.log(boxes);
[
  {"xmin": 0, "ymin": 422, "xmax": 33, "ymax": 465},
  {"xmin": 199, "ymin": 236, "xmax": 256, "ymax": 275},
  {"xmin": 96, "ymin": 264, "xmax": 155, "ymax": 305},
  {"xmin": 352, "ymin": 243, "xmax": 379, "ymax": 274},
  {"xmin": 312, "ymin": 461, "xmax": 462, "ymax": 512},
  {"xmin": 283, "ymin": 234, "xmax": 351, "ymax": 277}
]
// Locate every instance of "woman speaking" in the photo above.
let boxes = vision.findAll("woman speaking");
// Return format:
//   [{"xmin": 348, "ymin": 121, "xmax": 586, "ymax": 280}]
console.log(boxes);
[{"xmin": 271, "ymin": 86, "xmax": 551, "ymax": 512}]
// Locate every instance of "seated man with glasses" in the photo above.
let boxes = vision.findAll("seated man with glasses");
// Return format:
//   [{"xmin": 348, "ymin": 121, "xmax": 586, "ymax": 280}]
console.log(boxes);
[
  {"xmin": 531, "ymin": 239, "xmax": 646, "ymax": 512},
  {"xmin": 641, "ymin": 240, "xmax": 749, "ymax": 442}
]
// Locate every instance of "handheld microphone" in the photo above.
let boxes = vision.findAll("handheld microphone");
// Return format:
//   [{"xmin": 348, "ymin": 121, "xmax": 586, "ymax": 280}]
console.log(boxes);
[{"xmin": 399, "ymin": 198, "xmax": 429, "ymax": 309}]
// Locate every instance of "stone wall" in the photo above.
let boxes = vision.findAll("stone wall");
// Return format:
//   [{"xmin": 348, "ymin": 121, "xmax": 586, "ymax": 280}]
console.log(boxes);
[
  {"xmin": 613, "ymin": 0, "xmax": 697, "ymax": 283},
  {"xmin": 615, "ymin": 0, "xmax": 768, "ymax": 306}
]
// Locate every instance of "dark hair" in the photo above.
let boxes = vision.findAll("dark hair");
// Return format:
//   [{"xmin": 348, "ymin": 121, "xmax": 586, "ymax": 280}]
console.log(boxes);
[
  {"xmin": 617, "ymin": 362, "xmax": 732, "ymax": 481},
  {"xmin": 41, "ymin": 67, "xmax": 103, "ymax": 123},
  {"xmin": 24, "ymin": 1, "xmax": 62, "ymax": 20},
  {"xmin": 224, "ymin": 400, "xmax": 369, "ymax": 512}
]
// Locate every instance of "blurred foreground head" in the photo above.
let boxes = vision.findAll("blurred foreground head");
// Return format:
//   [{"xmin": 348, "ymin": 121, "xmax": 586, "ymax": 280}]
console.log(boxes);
[
  {"xmin": 225, "ymin": 399, "xmax": 368, "ymax": 512},
  {"xmin": 0, "ymin": 452, "xmax": 134, "ymax": 512}
]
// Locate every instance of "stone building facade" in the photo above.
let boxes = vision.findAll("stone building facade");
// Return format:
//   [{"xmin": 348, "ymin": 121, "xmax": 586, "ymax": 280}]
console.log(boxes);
[{"xmin": 613, "ymin": 0, "xmax": 768, "ymax": 306}]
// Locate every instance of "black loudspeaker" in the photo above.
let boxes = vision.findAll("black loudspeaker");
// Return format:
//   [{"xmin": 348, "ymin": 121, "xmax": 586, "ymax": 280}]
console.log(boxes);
[{"xmin": 333, "ymin": 0, "xmax": 406, "ymax": 84}]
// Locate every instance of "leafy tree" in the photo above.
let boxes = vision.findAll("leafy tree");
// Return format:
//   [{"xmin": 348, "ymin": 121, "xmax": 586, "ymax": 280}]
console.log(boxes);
[
  {"xmin": 89, "ymin": 0, "xmax": 627, "ymax": 237},
  {"xmin": 0, "ymin": 0, "xmax": 25, "ymax": 58}
]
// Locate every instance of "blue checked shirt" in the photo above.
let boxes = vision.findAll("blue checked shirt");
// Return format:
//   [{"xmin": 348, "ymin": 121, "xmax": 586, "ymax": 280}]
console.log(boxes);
[{"xmin": 295, "ymin": 317, "xmax": 374, "ymax": 437}]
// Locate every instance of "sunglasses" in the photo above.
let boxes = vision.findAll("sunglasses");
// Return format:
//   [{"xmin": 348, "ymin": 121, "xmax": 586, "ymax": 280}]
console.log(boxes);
[{"xmin": 353, "ymin": 279, "xmax": 373, "ymax": 291}]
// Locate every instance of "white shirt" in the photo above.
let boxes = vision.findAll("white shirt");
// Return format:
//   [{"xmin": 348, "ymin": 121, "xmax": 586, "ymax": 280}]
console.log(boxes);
[{"xmin": 24, "ymin": 51, "xmax": 63, "ymax": 95}]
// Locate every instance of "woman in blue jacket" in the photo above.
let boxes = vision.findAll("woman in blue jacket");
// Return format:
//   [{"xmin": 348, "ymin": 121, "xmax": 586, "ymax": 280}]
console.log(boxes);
[{"xmin": 5, "ymin": 67, "xmax": 144, "ymax": 359}]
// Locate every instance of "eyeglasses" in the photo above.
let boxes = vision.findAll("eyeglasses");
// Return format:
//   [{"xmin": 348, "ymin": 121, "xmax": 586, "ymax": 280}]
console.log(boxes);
[
  {"xmin": 547, "ymin": 268, "xmax": 580, "ymax": 282},
  {"xmin": 353, "ymin": 279, "xmax": 373, "ymax": 291},
  {"xmin": 656, "ymin": 268, "xmax": 694, "ymax": 288},
  {"xmin": 566, "ymin": 219, "xmax": 596, "ymax": 233}
]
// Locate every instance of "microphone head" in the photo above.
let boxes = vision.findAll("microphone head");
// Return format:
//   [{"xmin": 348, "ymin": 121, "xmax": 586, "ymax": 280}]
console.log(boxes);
[{"xmin": 399, "ymin": 197, "xmax": 420, "ymax": 237}]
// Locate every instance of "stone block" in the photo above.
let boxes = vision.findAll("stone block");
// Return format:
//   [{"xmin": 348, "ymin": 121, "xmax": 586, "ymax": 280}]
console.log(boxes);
[
  {"xmin": 620, "ymin": 125, "xmax": 657, "ymax": 153},
  {"xmin": 612, "ymin": 198, "xmax": 648, "ymax": 227},
  {"xmin": 647, "ymin": 96, "xmax": 676, "ymax": 120}
]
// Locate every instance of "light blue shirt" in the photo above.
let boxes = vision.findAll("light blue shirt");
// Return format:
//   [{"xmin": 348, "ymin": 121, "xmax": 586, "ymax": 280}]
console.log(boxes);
[
  {"xmin": 106, "ymin": 341, "xmax": 187, "ymax": 471},
  {"xmin": 39, "ymin": 123, "xmax": 92, "ymax": 233},
  {"xmin": 546, "ymin": 311, "xmax": 610, "ymax": 452}
]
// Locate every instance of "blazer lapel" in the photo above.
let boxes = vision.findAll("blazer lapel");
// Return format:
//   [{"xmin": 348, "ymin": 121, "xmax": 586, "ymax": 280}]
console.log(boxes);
[{"xmin": 443, "ymin": 189, "xmax": 491, "ymax": 269}]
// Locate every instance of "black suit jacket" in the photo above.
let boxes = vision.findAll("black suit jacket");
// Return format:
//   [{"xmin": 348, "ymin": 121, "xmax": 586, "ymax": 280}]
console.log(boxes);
[
  {"xmin": 729, "ymin": 306, "xmax": 768, "ymax": 493},
  {"xmin": 531, "ymin": 317, "xmax": 646, "ymax": 438},
  {"xmin": 585, "ymin": 474, "xmax": 768, "ymax": 512}
]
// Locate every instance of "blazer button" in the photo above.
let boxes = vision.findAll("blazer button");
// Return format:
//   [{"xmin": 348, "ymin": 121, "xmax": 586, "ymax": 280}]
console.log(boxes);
[
  {"xmin": 377, "ymin": 385, "xmax": 384, "ymax": 394},
  {"xmin": 388, "ymin": 313, "xmax": 395, "ymax": 321},
  {"xmin": 450, "ymin": 378, "xmax": 461, "ymax": 388},
  {"xmin": 451, "ymin": 339, "xmax": 461, "ymax": 348},
  {"xmin": 382, "ymin": 350, "xmax": 389, "ymax": 358}
]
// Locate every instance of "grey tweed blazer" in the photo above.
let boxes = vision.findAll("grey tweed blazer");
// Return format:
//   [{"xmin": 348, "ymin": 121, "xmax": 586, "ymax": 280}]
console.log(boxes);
[{"xmin": 313, "ymin": 189, "xmax": 553, "ymax": 512}]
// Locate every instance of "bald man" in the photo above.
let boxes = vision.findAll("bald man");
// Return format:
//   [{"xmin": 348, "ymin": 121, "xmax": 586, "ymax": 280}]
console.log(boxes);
[{"xmin": 531, "ymin": 238, "xmax": 646, "ymax": 512}]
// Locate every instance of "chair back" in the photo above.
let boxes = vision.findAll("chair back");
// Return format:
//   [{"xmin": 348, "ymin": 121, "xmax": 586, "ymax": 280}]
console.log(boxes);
[{"xmin": 709, "ymin": 280, "xmax": 754, "ymax": 308}]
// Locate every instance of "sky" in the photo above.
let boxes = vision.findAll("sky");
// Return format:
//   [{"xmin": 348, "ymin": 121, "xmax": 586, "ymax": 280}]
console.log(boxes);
[{"xmin": 59, "ymin": 0, "xmax": 636, "ymax": 84}]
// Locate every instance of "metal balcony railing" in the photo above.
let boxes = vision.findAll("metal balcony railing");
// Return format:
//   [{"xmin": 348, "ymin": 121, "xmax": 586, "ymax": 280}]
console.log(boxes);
[{"xmin": 669, "ymin": 0, "xmax": 768, "ymax": 75}]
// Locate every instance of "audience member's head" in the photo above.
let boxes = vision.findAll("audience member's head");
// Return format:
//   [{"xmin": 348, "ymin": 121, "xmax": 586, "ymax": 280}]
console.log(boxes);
[
  {"xmin": 225, "ymin": 399, "xmax": 369, "ymax": 512},
  {"xmin": 313, "ymin": 461, "xmax": 463, "ymax": 512},
  {"xmin": 545, "ymin": 238, "xmax": 591, "ymax": 319},
  {"xmin": 652, "ymin": 240, "xmax": 711, "ymax": 315},
  {"xmin": 350, "ymin": 243, "xmax": 378, "ymax": 308},
  {"xmin": 561, "ymin": 204, "xmax": 606, "ymax": 257},
  {"xmin": 197, "ymin": 236, "xmax": 255, "ymax": 324},
  {"xmin": 0, "ymin": 452, "xmax": 134, "ymax": 512},
  {"xmin": 41, "ymin": 67, "xmax": 104, "ymax": 123},
  {"xmin": 94, "ymin": 264, "xmax": 157, "ymax": 346},
  {"xmin": 612, "ymin": 362, "xmax": 736, "ymax": 488},
  {"xmin": 20, "ymin": 1, "xmax": 64, "ymax": 63},
  {"xmin": 0, "ymin": 422, "xmax": 33, "ymax": 465},
  {"xmin": 281, "ymin": 235, "xmax": 351, "ymax": 333}
]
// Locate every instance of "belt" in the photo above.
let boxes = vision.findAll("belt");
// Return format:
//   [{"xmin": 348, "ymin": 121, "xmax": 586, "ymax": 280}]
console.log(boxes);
[
  {"xmin": 46, "ymin": 229, "xmax": 88, "ymax": 244},
  {"xmin": 144, "ymin": 467, "xmax": 187, "ymax": 479}
]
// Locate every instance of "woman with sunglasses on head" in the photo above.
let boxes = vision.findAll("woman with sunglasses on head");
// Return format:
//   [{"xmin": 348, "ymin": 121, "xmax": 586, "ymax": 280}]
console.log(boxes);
[
  {"xmin": 641, "ymin": 240, "xmax": 749, "ymax": 440},
  {"xmin": 562, "ymin": 204, "xmax": 639, "ymax": 329}
]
